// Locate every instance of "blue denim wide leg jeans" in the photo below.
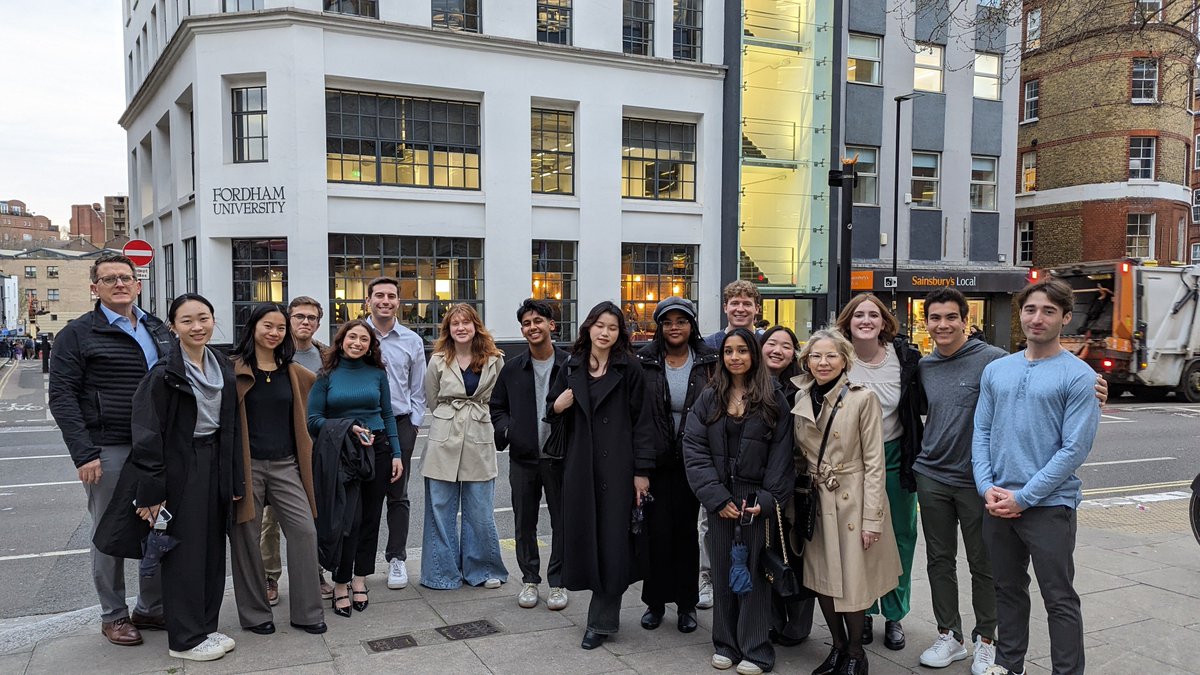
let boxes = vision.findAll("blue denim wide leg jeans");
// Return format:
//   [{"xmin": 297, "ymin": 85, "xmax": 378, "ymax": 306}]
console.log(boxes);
[{"xmin": 421, "ymin": 477, "xmax": 508, "ymax": 589}]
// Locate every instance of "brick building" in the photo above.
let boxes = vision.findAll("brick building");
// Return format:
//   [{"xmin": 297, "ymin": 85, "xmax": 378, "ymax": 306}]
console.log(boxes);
[
  {"xmin": 1015, "ymin": 0, "xmax": 1200, "ymax": 268},
  {"xmin": 0, "ymin": 199, "xmax": 61, "ymax": 247},
  {"xmin": 1191, "ymin": 87, "xmax": 1200, "ymax": 261},
  {"xmin": 0, "ymin": 248, "xmax": 104, "ymax": 337},
  {"xmin": 69, "ymin": 197, "xmax": 129, "ymax": 247}
]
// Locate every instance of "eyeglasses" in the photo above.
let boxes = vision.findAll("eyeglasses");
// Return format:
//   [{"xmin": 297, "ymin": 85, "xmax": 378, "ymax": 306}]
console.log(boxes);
[
  {"xmin": 807, "ymin": 353, "xmax": 842, "ymax": 363},
  {"xmin": 291, "ymin": 313, "xmax": 320, "ymax": 324},
  {"xmin": 96, "ymin": 275, "xmax": 136, "ymax": 287}
]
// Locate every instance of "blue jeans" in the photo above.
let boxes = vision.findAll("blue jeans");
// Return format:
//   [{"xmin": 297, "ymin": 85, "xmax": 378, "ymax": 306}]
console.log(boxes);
[{"xmin": 420, "ymin": 477, "xmax": 508, "ymax": 589}]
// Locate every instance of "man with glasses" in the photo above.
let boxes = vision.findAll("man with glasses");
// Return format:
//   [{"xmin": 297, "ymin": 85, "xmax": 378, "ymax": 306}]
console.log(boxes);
[{"xmin": 49, "ymin": 252, "xmax": 173, "ymax": 647}]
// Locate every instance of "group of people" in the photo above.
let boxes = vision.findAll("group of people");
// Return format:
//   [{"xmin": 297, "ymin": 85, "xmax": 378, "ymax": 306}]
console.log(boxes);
[{"xmin": 49, "ymin": 252, "xmax": 1102, "ymax": 675}]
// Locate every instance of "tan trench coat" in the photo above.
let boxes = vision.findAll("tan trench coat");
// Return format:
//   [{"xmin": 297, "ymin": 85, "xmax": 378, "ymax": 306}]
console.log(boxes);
[
  {"xmin": 790, "ymin": 374, "xmax": 901, "ymax": 612},
  {"xmin": 422, "ymin": 353, "xmax": 504, "ymax": 482}
]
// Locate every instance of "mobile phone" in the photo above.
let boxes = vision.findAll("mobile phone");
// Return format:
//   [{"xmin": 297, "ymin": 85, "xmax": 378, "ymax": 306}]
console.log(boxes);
[
  {"xmin": 738, "ymin": 493, "xmax": 760, "ymax": 526},
  {"xmin": 358, "ymin": 430, "xmax": 373, "ymax": 445},
  {"xmin": 153, "ymin": 506, "xmax": 172, "ymax": 531}
]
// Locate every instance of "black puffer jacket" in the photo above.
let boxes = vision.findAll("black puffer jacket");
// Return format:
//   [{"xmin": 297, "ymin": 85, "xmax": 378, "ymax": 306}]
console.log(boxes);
[
  {"xmin": 636, "ymin": 341, "xmax": 718, "ymax": 467},
  {"xmin": 894, "ymin": 335, "xmax": 925, "ymax": 492}
]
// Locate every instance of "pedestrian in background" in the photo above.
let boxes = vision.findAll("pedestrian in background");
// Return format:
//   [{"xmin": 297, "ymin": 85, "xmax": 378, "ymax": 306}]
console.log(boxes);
[{"xmin": 420, "ymin": 303, "xmax": 508, "ymax": 590}]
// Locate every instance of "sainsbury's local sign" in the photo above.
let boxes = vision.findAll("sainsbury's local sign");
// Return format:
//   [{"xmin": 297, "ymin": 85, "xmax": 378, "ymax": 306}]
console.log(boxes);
[{"xmin": 211, "ymin": 185, "xmax": 286, "ymax": 215}]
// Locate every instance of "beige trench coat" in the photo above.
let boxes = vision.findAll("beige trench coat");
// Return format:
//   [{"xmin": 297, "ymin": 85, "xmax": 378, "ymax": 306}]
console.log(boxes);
[
  {"xmin": 790, "ymin": 373, "xmax": 901, "ymax": 612},
  {"xmin": 422, "ymin": 353, "xmax": 504, "ymax": 482}
]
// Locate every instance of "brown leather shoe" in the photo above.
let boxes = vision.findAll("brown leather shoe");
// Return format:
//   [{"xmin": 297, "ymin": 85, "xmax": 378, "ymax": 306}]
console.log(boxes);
[
  {"xmin": 101, "ymin": 617, "xmax": 144, "ymax": 646},
  {"xmin": 130, "ymin": 611, "xmax": 166, "ymax": 630},
  {"xmin": 266, "ymin": 578, "xmax": 279, "ymax": 606}
]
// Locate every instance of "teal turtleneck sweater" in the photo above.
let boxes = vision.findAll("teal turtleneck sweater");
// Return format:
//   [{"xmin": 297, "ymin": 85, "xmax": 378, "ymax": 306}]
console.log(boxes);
[{"xmin": 307, "ymin": 357, "xmax": 402, "ymax": 457}]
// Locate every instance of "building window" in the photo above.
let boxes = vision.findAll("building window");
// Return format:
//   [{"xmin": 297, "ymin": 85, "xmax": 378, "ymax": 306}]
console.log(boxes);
[
  {"xmin": 971, "ymin": 156, "xmax": 998, "ymax": 211},
  {"xmin": 1126, "ymin": 214, "xmax": 1154, "ymax": 258},
  {"xmin": 47, "ymin": 289, "xmax": 60, "ymax": 302},
  {"xmin": 1192, "ymin": 242, "xmax": 1200, "ymax": 262},
  {"xmin": 24, "ymin": 266, "xmax": 35, "ymax": 279},
  {"xmin": 0, "ymin": 203, "xmax": 8, "ymax": 215},
  {"xmin": 46, "ymin": 266, "xmax": 58, "ymax": 278},
  {"xmin": 232, "ymin": 86, "xmax": 267, "ymax": 163},
  {"xmin": 146, "ymin": 259, "xmax": 156, "ymax": 315},
  {"xmin": 1132, "ymin": 58, "xmax": 1159, "ymax": 102},
  {"xmin": 163, "ymin": 243, "xmax": 176, "ymax": 305},
  {"xmin": 1135, "ymin": 0, "xmax": 1162, "ymax": 22},
  {"xmin": 432, "ymin": 0, "xmax": 480, "ymax": 33},
  {"xmin": 326, "ymin": 90, "xmax": 481, "ymax": 190},
  {"xmin": 911, "ymin": 152, "xmax": 940, "ymax": 208},
  {"xmin": 537, "ymin": 0, "xmax": 571, "ymax": 45},
  {"xmin": 328, "ymin": 234, "xmax": 483, "ymax": 344},
  {"xmin": 1022, "ymin": 80, "xmax": 1039, "ymax": 121},
  {"xmin": 1192, "ymin": 189, "xmax": 1200, "ymax": 224},
  {"xmin": 847, "ymin": 34, "xmax": 882, "ymax": 85},
  {"xmin": 1129, "ymin": 136, "xmax": 1156, "ymax": 180},
  {"xmin": 184, "ymin": 237, "xmax": 197, "ymax": 292},
  {"xmin": 11, "ymin": 205, "xmax": 21, "ymax": 216},
  {"xmin": 623, "ymin": 0, "xmax": 654, "ymax": 56},
  {"xmin": 531, "ymin": 109, "xmax": 575, "ymax": 195},
  {"xmin": 974, "ymin": 53, "xmax": 1001, "ymax": 99},
  {"xmin": 324, "ymin": 0, "xmax": 377, "ymax": 18},
  {"xmin": 1195, "ymin": 134, "xmax": 1200, "ymax": 169},
  {"xmin": 621, "ymin": 118, "xmax": 697, "ymax": 201},
  {"xmin": 621, "ymin": 243, "xmax": 699, "ymax": 339},
  {"xmin": 1017, "ymin": 221, "xmax": 1034, "ymax": 265},
  {"xmin": 232, "ymin": 238, "xmax": 287, "ymax": 341},
  {"xmin": 223, "ymin": 0, "xmax": 261, "ymax": 10},
  {"xmin": 1025, "ymin": 8, "xmax": 1041, "ymax": 50},
  {"xmin": 1022, "ymin": 151, "xmax": 1037, "ymax": 192},
  {"xmin": 847, "ymin": 145, "xmax": 878, "ymax": 205},
  {"xmin": 914, "ymin": 43, "xmax": 943, "ymax": 93},
  {"xmin": 531, "ymin": 240, "xmax": 577, "ymax": 342},
  {"xmin": 673, "ymin": 0, "xmax": 702, "ymax": 61}
]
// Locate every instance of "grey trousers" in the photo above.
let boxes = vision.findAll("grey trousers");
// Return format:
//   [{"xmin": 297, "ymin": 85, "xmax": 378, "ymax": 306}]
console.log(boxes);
[
  {"xmin": 260, "ymin": 505, "xmax": 282, "ymax": 581},
  {"xmin": 84, "ymin": 444, "xmax": 162, "ymax": 622},
  {"xmin": 230, "ymin": 457, "xmax": 324, "ymax": 627},
  {"xmin": 984, "ymin": 505, "xmax": 1084, "ymax": 675}
]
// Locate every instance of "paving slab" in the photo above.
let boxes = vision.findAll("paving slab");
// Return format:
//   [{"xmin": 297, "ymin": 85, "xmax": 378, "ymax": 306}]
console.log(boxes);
[
  {"xmin": 595, "ymin": 606, "xmax": 710, "ymax": 656},
  {"xmin": 1089, "ymin": 618, "xmax": 1200, "ymax": 673},
  {"xmin": 466, "ymin": 625, "xmax": 628, "ymax": 675},
  {"xmin": 1126, "ymin": 565, "xmax": 1200, "ymax": 599},
  {"xmin": 1087, "ymin": 582, "xmax": 1200, "ymax": 628},
  {"xmin": 1031, "ymin": 641, "xmax": 1193, "ymax": 675},
  {"xmin": 0, "ymin": 650, "xmax": 31, "ymax": 675},
  {"xmin": 428, "ymin": 592, "xmax": 575, "ymax": 635},
  {"xmin": 327, "ymin": 639, "xmax": 487, "ymax": 675},
  {"xmin": 318, "ymin": 597, "xmax": 445, "ymax": 650},
  {"xmin": 1114, "ymin": 539, "xmax": 1200, "ymax": 572},
  {"xmin": 1073, "ymin": 544, "xmax": 1169, "ymax": 576}
]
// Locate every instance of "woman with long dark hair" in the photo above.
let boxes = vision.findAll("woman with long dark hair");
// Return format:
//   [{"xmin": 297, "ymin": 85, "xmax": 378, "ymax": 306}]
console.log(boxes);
[
  {"xmin": 228, "ymin": 303, "xmax": 325, "ymax": 635},
  {"xmin": 683, "ymin": 328, "xmax": 795, "ymax": 675},
  {"xmin": 420, "ymin": 303, "xmax": 508, "ymax": 589},
  {"xmin": 307, "ymin": 319, "xmax": 402, "ymax": 618},
  {"xmin": 547, "ymin": 301, "xmax": 655, "ymax": 650}
]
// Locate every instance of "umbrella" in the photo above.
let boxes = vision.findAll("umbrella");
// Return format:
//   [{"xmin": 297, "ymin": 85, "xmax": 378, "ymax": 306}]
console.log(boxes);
[
  {"xmin": 139, "ymin": 530, "xmax": 179, "ymax": 578},
  {"xmin": 729, "ymin": 524, "xmax": 753, "ymax": 596}
]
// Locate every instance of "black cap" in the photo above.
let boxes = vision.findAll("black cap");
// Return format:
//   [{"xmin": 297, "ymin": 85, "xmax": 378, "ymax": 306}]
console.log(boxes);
[{"xmin": 653, "ymin": 296, "xmax": 696, "ymax": 323}]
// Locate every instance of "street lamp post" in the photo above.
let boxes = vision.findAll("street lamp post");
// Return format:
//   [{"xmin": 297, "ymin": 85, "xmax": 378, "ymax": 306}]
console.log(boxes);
[{"xmin": 892, "ymin": 92, "xmax": 922, "ymax": 316}]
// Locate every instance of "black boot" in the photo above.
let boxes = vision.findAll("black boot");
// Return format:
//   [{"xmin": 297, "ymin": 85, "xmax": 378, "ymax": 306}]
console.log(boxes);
[
  {"xmin": 811, "ymin": 647, "xmax": 845, "ymax": 675},
  {"xmin": 860, "ymin": 615, "xmax": 873, "ymax": 645}
]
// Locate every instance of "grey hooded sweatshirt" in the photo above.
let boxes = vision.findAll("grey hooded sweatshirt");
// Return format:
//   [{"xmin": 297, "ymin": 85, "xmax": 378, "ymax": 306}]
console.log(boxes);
[{"xmin": 914, "ymin": 338, "xmax": 1008, "ymax": 488}]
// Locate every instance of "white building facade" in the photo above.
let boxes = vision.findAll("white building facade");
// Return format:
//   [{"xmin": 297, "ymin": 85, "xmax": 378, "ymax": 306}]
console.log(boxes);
[{"xmin": 120, "ymin": 0, "xmax": 725, "ymax": 344}]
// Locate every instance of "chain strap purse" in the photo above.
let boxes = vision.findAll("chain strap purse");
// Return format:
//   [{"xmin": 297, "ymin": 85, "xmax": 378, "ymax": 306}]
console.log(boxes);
[{"xmin": 760, "ymin": 501, "xmax": 805, "ymax": 599}]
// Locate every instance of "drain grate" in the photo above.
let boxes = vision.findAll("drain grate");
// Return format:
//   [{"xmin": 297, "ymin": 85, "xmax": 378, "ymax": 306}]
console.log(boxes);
[
  {"xmin": 364, "ymin": 634, "xmax": 419, "ymax": 653},
  {"xmin": 436, "ymin": 619, "xmax": 502, "ymax": 641}
]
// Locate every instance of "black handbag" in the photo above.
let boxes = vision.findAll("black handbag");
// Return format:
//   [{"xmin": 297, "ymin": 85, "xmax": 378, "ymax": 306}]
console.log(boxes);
[
  {"xmin": 794, "ymin": 385, "xmax": 848, "ymax": 542},
  {"xmin": 761, "ymin": 502, "xmax": 805, "ymax": 599},
  {"xmin": 542, "ymin": 365, "xmax": 573, "ymax": 459}
]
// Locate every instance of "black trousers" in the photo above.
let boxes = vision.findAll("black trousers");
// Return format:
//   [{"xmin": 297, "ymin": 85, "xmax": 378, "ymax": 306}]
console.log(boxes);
[
  {"xmin": 341, "ymin": 437, "xmax": 392, "ymax": 581},
  {"xmin": 385, "ymin": 416, "xmax": 418, "ymax": 562},
  {"xmin": 708, "ymin": 484, "xmax": 774, "ymax": 670},
  {"xmin": 641, "ymin": 462, "xmax": 700, "ymax": 612},
  {"xmin": 510, "ymin": 458, "xmax": 565, "ymax": 586},
  {"xmin": 161, "ymin": 434, "xmax": 227, "ymax": 652}
]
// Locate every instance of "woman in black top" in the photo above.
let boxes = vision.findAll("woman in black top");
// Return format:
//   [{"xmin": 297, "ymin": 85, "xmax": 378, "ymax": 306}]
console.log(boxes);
[{"xmin": 683, "ymin": 327, "xmax": 795, "ymax": 675}]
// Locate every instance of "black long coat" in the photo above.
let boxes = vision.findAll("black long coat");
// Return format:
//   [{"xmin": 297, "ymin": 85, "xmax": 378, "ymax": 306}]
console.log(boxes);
[{"xmin": 546, "ymin": 350, "xmax": 655, "ymax": 594}]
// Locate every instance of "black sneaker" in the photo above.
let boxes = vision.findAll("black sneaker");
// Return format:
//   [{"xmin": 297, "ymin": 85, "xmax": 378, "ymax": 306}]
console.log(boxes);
[{"xmin": 812, "ymin": 647, "xmax": 845, "ymax": 675}]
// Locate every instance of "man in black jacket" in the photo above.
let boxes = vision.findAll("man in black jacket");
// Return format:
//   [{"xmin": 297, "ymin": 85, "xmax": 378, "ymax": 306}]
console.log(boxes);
[
  {"xmin": 490, "ymin": 299, "xmax": 569, "ymax": 611},
  {"xmin": 48, "ymin": 252, "xmax": 173, "ymax": 647}
]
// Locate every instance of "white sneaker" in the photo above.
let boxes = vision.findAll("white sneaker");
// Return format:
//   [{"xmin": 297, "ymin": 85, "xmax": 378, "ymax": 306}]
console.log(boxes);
[
  {"xmin": 697, "ymin": 573, "xmax": 714, "ymax": 610},
  {"xmin": 387, "ymin": 558, "xmax": 408, "ymax": 589},
  {"xmin": 208, "ymin": 631, "xmax": 235, "ymax": 652},
  {"xmin": 919, "ymin": 632, "xmax": 968, "ymax": 668},
  {"xmin": 972, "ymin": 636, "xmax": 997, "ymax": 675},
  {"xmin": 735, "ymin": 660, "xmax": 763, "ymax": 675},
  {"xmin": 483, "ymin": 578, "xmax": 503, "ymax": 589},
  {"xmin": 518, "ymin": 583, "xmax": 539, "ymax": 608},
  {"xmin": 169, "ymin": 636, "xmax": 226, "ymax": 661},
  {"xmin": 547, "ymin": 587, "xmax": 569, "ymax": 611},
  {"xmin": 711, "ymin": 653, "xmax": 733, "ymax": 670}
]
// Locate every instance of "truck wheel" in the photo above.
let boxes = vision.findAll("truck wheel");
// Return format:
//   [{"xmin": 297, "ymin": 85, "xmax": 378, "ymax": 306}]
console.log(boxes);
[
  {"xmin": 1180, "ymin": 361, "xmax": 1200, "ymax": 404},
  {"xmin": 1192, "ymin": 490, "xmax": 1200, "ymax": 547}
]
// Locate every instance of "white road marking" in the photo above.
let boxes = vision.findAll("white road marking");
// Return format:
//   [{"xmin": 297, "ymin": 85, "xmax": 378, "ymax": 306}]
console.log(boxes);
[
  {"xmin": 0, "ymin": 454, "xmax": 69, "ymax": 461},
  {"xmin": 0, "ymin": 426, "xmax": 58, "ymax": 434},
  {"xmin": 0, "ymin": 549, "xmax": 90, "ymax": 562},
  {"xmin": 1082, "ymin": 456, "xmax": 1175, "ymax": 467},
  {"xmin": 0, "ymin": 481, "xmax": 77, "ymax": 489},
  {"xmin": 1079, "ymin": 490, "xmax": 1191, "ymax": 509}
]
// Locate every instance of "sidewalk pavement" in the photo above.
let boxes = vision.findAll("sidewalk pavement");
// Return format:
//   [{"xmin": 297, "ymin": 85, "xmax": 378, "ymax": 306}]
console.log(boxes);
[{"xmin": 0, "ymin": 498, "xmax": 1196, "ymax": 675}]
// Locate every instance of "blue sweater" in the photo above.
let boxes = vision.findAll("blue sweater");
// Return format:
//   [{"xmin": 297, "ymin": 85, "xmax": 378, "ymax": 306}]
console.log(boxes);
[
  {"xmin": 308, "ymin": 358, "xmax": 402, "ymax": 458},
  {"xmin": 971, "ymin": 349, "xmax": 1100, "ymax": 510}
]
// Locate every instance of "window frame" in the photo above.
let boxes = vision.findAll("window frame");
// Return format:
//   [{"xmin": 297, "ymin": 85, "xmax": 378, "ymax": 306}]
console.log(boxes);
[
  {"xmin": 973, "ymin": 52, "xmax": 1002, "ymax": 100},
  {"xmin": 1191, "ymin": 241, "xmax": 1200, "ymax": 263},
  {"xmin": 537, "ymin": 0, "xmax": 572, "ymax": 45},
  {"xmin": 1021, "ymin": 150, "xmax": 1038, "ymax": 193},
  {"xmin": 184, "ymin": 237, "xmax": 197, "ymax": 293},
  {"xmin": 623, "ymin": 0, "xmax": 654, "ymax": 56},
  {"xmin": 1135, "ymin": 0, "xmax": 1163, "ymax": 22},
  {"xmin": 914, "ymin": 43, "xmax": 944, "ymax": 93},
  {"xmin": 1132, "ymin": 57, "xmax": 1159, "ymax": 103},
  {"xmin": 232, "ymin": 86, "xmax": 268, "ymax": 163},
  {"xmin": 23, "ymin": 266, "xmax": 35, "ymax": 279},
  {"xmin": 970, "ymin": 155, "xmax": 999, "ymax": 212},
  {"xmin": 1017, "ymin": 221, "xmax": 1034, "ymax": 266},
  {"xmin": 531, "ymin": 239, "xmax": 578, "ymax": 342},
  {"xmin": 1025, "ymin": 8, "xmax": 1042, "ymax": 50},
  {"xmin": 323, "ymin": 0, "xmax": 377, "ymax": 18},
  {"xmin": 1022, "ymin": 79, "xmax": 1040, "ymax": 122},
  {"xmin": 432, "ymin": 0, "xmax": 481, "ymax": 33},
  {"xmin": 46, "ymin": 265, "xmax": 58, "ymax": 279},
  {"xmin": 846, "ymin": 145, "xmax": 879, "ymax": 206},
  {"xmin": 1129, "ymin": 136, "xmax": 1156, "ymax": 181},
  {"xmin": 223, "ymin": 0, "xmax": 262, "ymax": 10},
  {"xmin": 620, "ymin": 243, "xmax": 699, "ymax": 337},
  {"xmin": 1194, "ymin": 134, "xmax": 1200, "ymax": 170},
  {"xmin": 1192, "ymin": 188, "xmax": 1200, "ymax": 224},
  {"xmin": 1126, "ymin": 213, "xmax": 1155, "ymax": 258},
  {"xmin": 672, "ymin": 0, "xmax": 702, "ymax": 62},
  {"xmin": 531, "ymin": 108, "xmax": 576, "ymax": 195},
  {"xmin": 847, "ymin": 33, "xmax": 882, "ymax": 86},
  {"xmin": 47, "ymin": 289, "xmax": 60, "ymax": 302},
  {"xmin": 163, "ymin": 242, "xmax": 176, "ymax": 305},
  {"xmin": 232, "ymin": 238, "xmax": 288, "ymax": 343},
  {"xmin": 911, "ymin": 151, "xmax": 941, "ymax": 209},
  {"xmin": 621, "ymin": 117, "xmax": 698, "ymax": 202}
]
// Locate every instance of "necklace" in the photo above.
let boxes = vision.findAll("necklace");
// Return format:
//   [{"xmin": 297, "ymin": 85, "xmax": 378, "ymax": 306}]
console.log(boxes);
[{"xmin": 258, "ymin": 364, "xmax": 276, "ymax": 383}]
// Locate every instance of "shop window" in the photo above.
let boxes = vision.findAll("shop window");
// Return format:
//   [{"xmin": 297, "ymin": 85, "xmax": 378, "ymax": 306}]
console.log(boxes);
[
  {"xmin": 914, "ymin": 43, "xmax": 943, "ymax": 93},
  {"xmin": 531, "ymin": 109, "xmax": 575, "ymax": 195},
  {"xmin": 974, "ymin": 53, "xmax": 1001, "ymax": 100},
  {"xmin": 1126, "ymin": 214, "xmax": 1154, "ymax": 258},
  {"xmin": 537, "ymin": 0, "xmax": 571, "ymax": 45},
  {"xmin": 911, "ymin": 152, "xmax": 940, "ymax": 208},
  {"xmin": 847, "ymin": 145, "xmax": 878, "ymax": 205},
  {"xmin": 621, "ymin": 118, "xmax": 697, "ymax": 201},
  {"xmin": 1129, "ymin": 137, "xmax": 1155, "ymax": 180},
  {"xmin": 911, "ymin": 298, "xmax": 987, "ymax": 354},
  {"xmin": 970, "ymin": 156, "xmax": 998, "ymax": 211},
  {"xmin": 432, "ymin": 0, "xmax": 480, "ymax": 33},
  {"xmin": 531, "ymin": 240, "xmax": 578, "ymax": 342},
  {"xmin": 673, "ymin": 0, "xmax": 702, "ymax": 61},
  {"xmin": 620, "ymin": 243, "xmax": 698, "ymax": 341},
  {"xmin": 848, "ymin": 34, "xmax": 882, "ymax": 85},
  {"xmin": 324, "ymin": 0, "xmax": 377, "ymax": 18},
  {"xmin": 623, "ymin": 0, "xmax": 654, "ymax": 56}
]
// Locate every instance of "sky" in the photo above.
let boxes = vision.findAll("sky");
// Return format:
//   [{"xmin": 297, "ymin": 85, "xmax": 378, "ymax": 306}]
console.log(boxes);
[{"xmin": 0, "ymin": 1, "xmax": 127, "ymax": 232}]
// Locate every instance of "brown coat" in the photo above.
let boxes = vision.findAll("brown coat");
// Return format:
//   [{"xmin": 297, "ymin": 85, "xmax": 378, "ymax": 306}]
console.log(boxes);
[
  {"xmin": 233, "ymin": 358, "xmax": 318, "ymax": 524},
  {"xmin": 789, "ymin": 374, "xmax": 901, "ymax": 612}
]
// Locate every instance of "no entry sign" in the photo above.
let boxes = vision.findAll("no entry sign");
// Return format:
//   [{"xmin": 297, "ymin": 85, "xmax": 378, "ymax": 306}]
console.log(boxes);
[{"xmin": 123, "ymin": 239, "xmax": 154, "ymax": 267}]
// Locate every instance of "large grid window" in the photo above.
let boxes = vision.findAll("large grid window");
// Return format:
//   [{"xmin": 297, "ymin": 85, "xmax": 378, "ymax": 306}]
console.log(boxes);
[
  {"xmin": 970, "ymin": 156, "xmax": 998, "ymax": 211},
  {"xmin": 1017, "ymin": 221, "xmax": 1034, "ymax": 265},
  {"xmin": 914, "ymin": 43, "xmax": 943, "ymax": 93},
  {"xmin": 432, "ymin": 0, "xmax": 480, "ymax": 33},
  {"xmin": 184, "ymin": 237, "xmax": 197, "ymax": 292},
  {"xmin": 531, "ymin": 240, "xmax": 578, "ymax": 342},
  {"xmin": 232, "ymin": 87, "xmax": 267, "ymax": 163},
  {"xmin": 911, "ymin": 152, "xmax": 941, "ymax": 208},
  {"xmin": 328, "ymin": 234, "xmax": 483, "ymax": 344},
  {"xmin": 532, "ymin": 109, "xmax": 575, "ymax": 194},
  {"xmin": 537, "ymin": 0, "xmax": 572, "ymax": 45},
  {"xmin": 974, "ymin": 53, "xmax": 1001, "ymax": 99},
  {"xmin": 326, "ymin": 90, "xmax": 481, "ymax": 190},
  {"xmin": 847, "ymin": 145, "xmax": 878, "ymax": 205},
  {"xmin": 1126, "ymin": 214, "xmax": 1154, "ymax": 258},
  {"xmin": 223, "ymin": 0, "xmax": 262, "ymax": 10},
  {"xmin": 1129, "ymin": 137, "xmax": 1156, "ymax": 180},
  {"xmin": 622, "ymin": 118, "xmax": 697, "ymax": 201},
  {"xmin": 624, "ymin": 0, "xmax": 654, "ymax": 56},
  {"xmin": 1023, "ymin": 80, "xmax": 1039, "ymax": 121},
  {"xmin": 163, "ymin": 243, "xmax": 175, "ymax": 305},
  {"xmin": 232, "ymin": 238, "xmax": 288, "ymax": 342},
  {"xmin": 848, "ymin": 34, "xmax": 882, "ymax": 85},
  {"xmin": 621, "ymin": 243, "xmax": 699, "ymax": 340},
  {"xmin": 324, "ymin": 0, "xmax": 377, "ymax": 17},
  {"xmin": 673, "ymin": 0, "xmax": 702, "ymax": 62},
  {"xmin": 1132, "ymin": 58, "xmax": 1159, "ymax": 102}
]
